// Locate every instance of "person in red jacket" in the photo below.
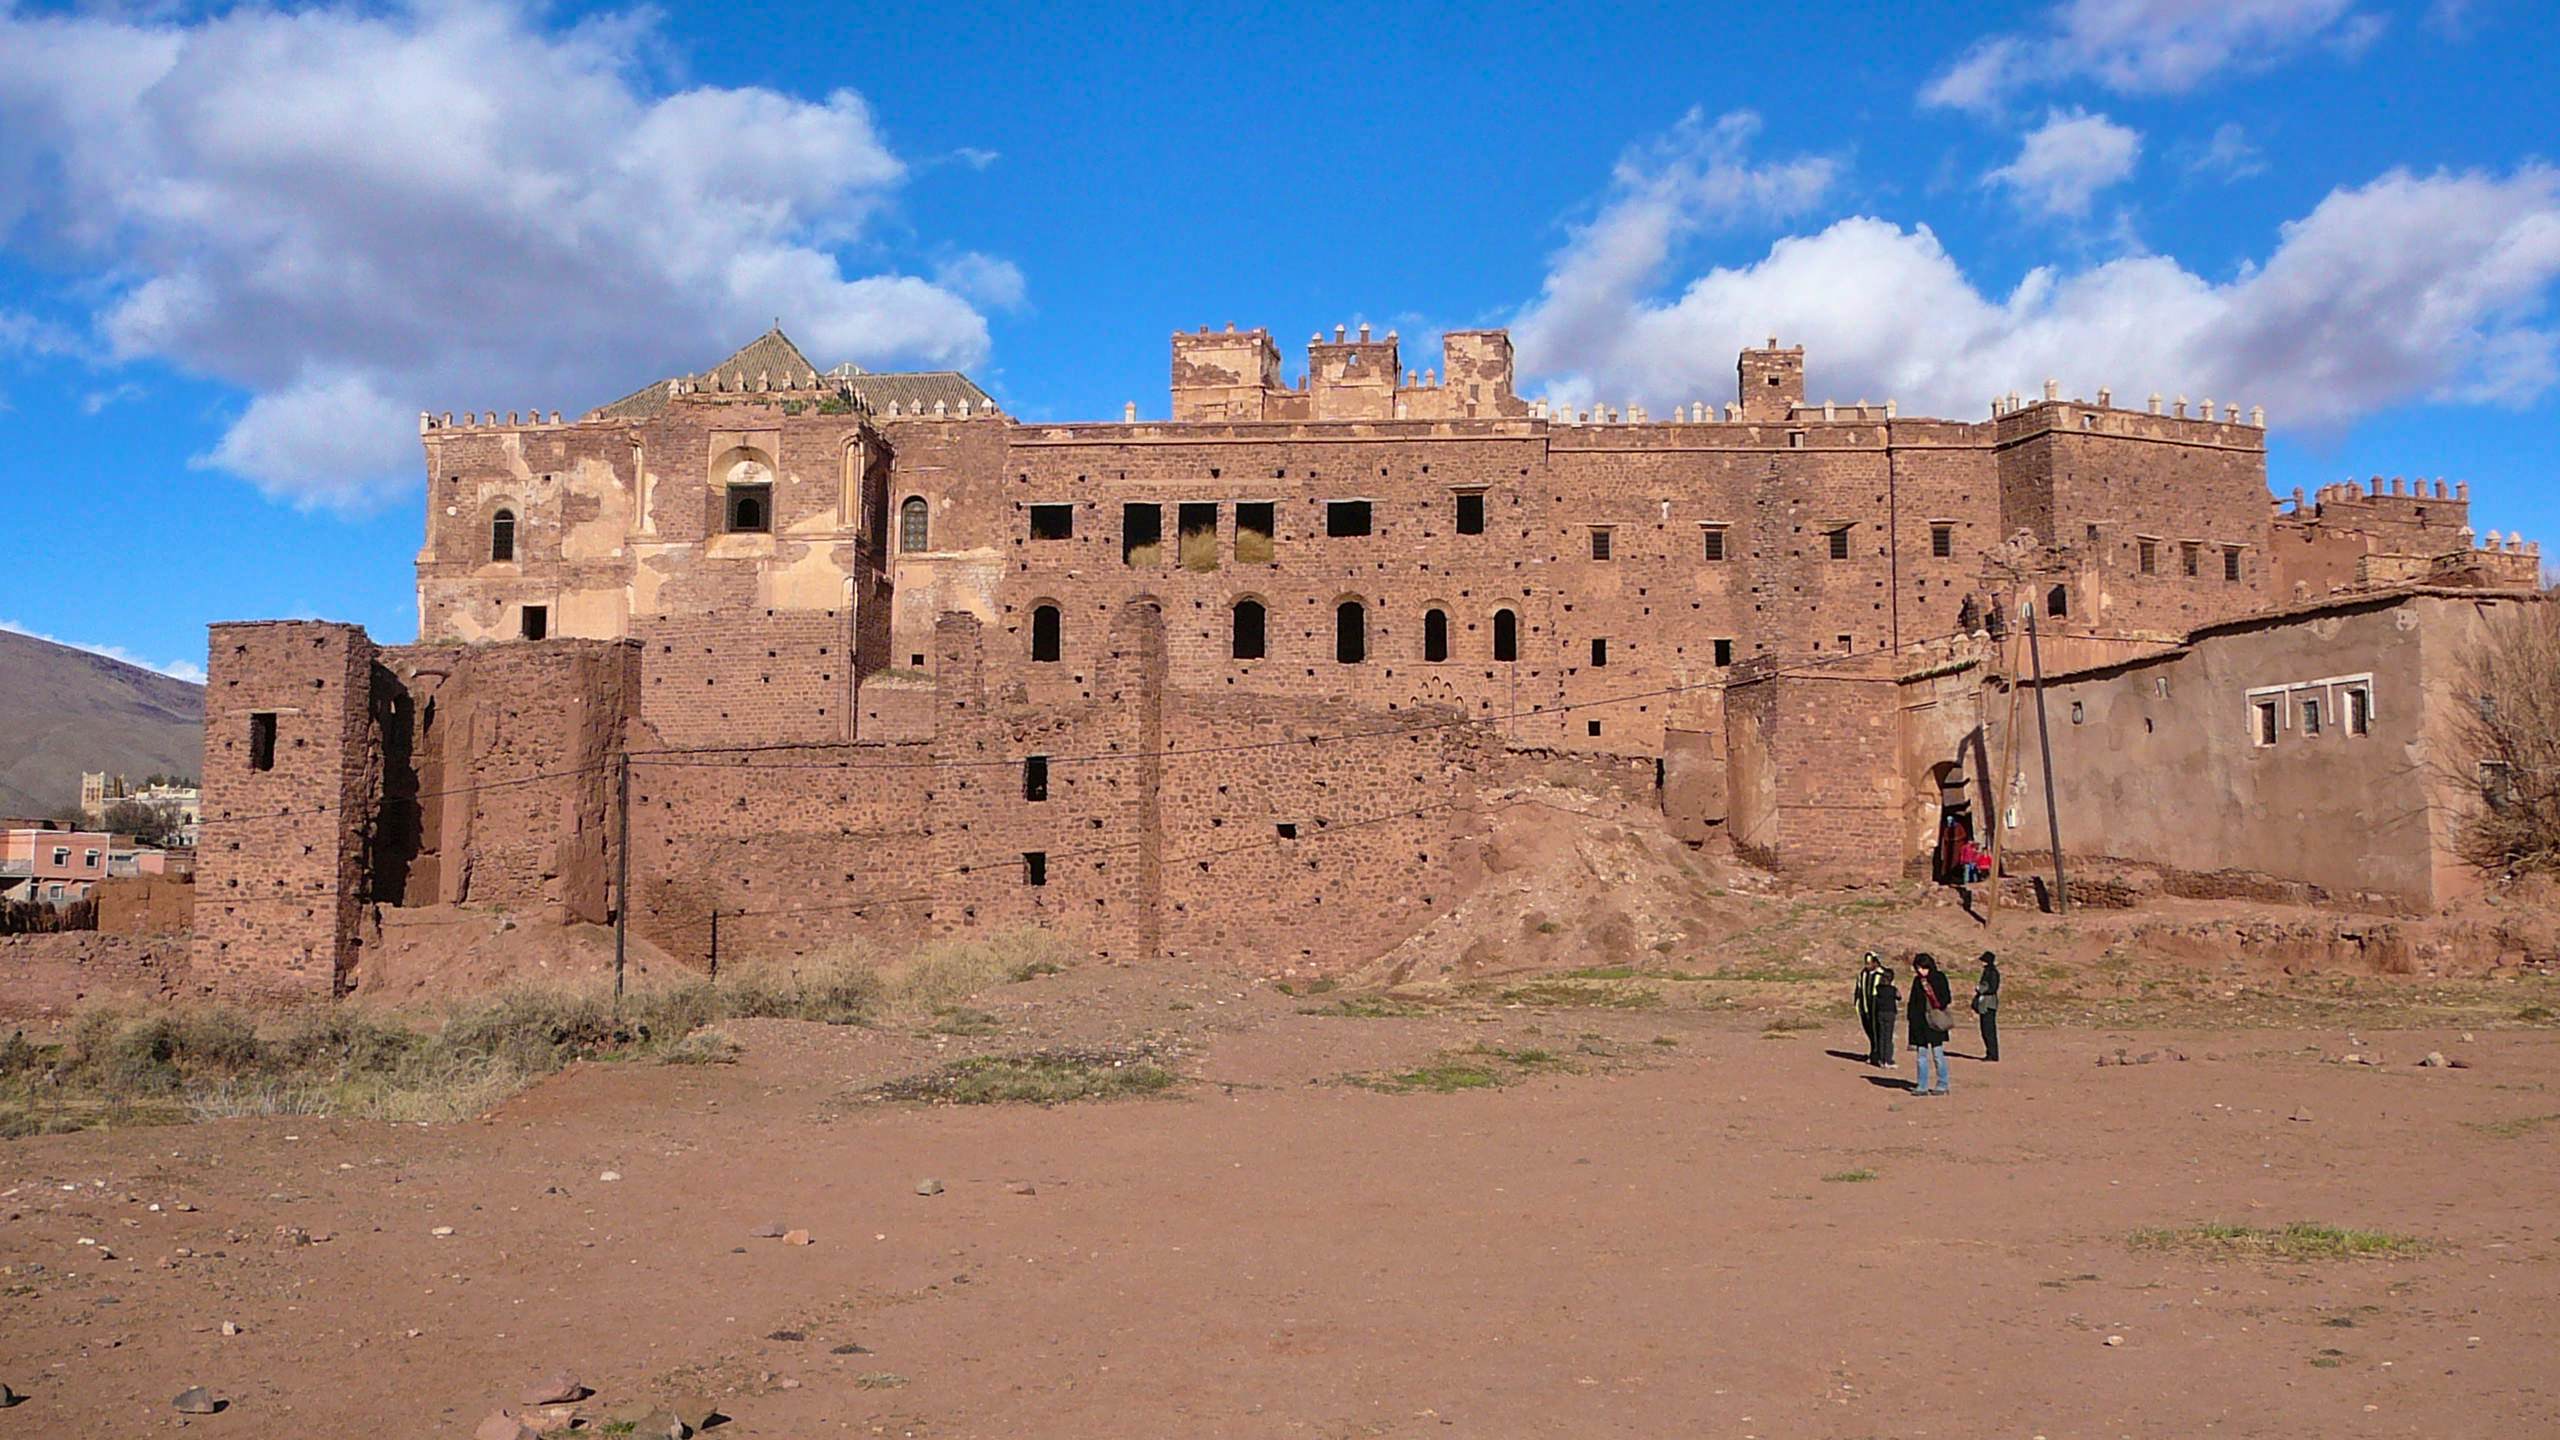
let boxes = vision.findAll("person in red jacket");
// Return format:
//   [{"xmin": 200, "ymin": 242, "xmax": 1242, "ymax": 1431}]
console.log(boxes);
[{"xmin": 1908, "ymin": 952, "xmax": 1953, "ymax": 1095}]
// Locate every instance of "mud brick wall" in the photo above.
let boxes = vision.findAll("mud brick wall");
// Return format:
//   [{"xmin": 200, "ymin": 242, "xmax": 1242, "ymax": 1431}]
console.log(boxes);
[
  {"xmin": 1722, "ymin": 665, "xmax": 1905, "ymax": 882},
  {"xmin": 631, "ymin": 610, "xmax": 855, "ymax": 748},
  {"xmin": 375, "ymin": 640, "xmax": 635, "ymax": 922},
  {"xmin": 95, "ymin": 874, "xmax": 194, "ymax": 937},
  {"xmin": 193, "ymin": 621, "xmax": 380, "ymax": 1001}
]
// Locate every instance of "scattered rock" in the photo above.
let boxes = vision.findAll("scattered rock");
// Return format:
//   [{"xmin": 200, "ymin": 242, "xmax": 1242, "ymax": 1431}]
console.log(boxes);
[
  {"xmin": 519, "ymin": 1371, "xmax": 586, "ymax": 1405},
  {"xmin": 474, "ymin": 1408, "xmax": 540, "ymax": 1440},
  {"xmin": 767, "ymin": 1329, "xmax": 805, "ymax": 1342},
  {"xmin": 0, "ymin": 1381, "xmax": 21, "ymax": 1407},
  {"xmin": 220, "ymin": 1321, "xmax": 240, "ymax": 1337},
  {"xmin": 2103, "ymin": 1335, "xmax": 2124, "ymax": 1347},
  {"xmin": 527, "ymin": 1404, "xmax": 582, "ymax": 1435},
  {"xmin": 172, "ymin": 1385, "xmax": 222, "ymax": 1414},
  {"xmin": 2419, "ymin": 1052, "xmax": 2450, "ymax": 1068},
  {"xmin": 782, "ymin": 1229, "xmax": 812, "ymax": 1246},
  {"xmin": 829, "ymin": 1342, "xmax": 871, "ymax": 1355},
  {"xmin": 430, "ymin": 1226, "xmax": 456, "ymax": 1238},
  {"xmin": 599, "ymin": 1171, "xmax": 621, "ymax": 1183},
  {"xmin": 748, "ymin": 1222, "xmax": 785, "ymax": 1240},
  {"xmin": 2289, "ymin": 1109, "xmax": 2314, "ymax": 1123},
  {"xmin": 915, "ymin": 1178, "xmax": 945, "ymax": 1196},
  {"xmin": 1007, "ymin": 1181, "xmax": 1037, "ymax": 1196},
  {"xmin": 621, "ymin": 1407, "xmax": 689, "ymax": 1440},
  {"xmin": 669, "ymin": 1393, "xmax": 722, "ymax": 1432}
]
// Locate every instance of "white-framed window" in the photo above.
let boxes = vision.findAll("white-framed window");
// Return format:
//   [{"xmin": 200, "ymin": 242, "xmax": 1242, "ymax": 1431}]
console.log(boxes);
[
  {"xmin": 51, "ymin": 846, "xmax": 70, "ymax": 866},
  {"xmin": 2300, "ymin": 696, "xmax": 2323, "ymax": 737},
  {"xmin": 2252, "ymin": 698, "xmax": 2280, "ymax": 747}
]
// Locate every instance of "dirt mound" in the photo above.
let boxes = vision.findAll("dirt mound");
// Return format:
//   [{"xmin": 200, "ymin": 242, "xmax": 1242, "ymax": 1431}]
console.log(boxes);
[
  {"xmin": 0, "ymin": 931, "xmax": 197, "ymax": 1020},
  {"xmin": 354, "ymin": 905, "xmax": 681, "ymax": 1007}
]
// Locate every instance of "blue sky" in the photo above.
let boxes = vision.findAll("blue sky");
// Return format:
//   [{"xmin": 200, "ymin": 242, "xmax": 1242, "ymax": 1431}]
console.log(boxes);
[{"xmin": 1, "ymin": 0, "xmax": 2554, "ymax": 681}]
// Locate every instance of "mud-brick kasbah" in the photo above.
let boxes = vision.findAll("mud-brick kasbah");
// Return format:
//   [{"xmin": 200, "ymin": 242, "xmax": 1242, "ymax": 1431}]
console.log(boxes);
[{"xmin": 189, "ymin": 318, "xmax": 2547, "ymax": 1001}]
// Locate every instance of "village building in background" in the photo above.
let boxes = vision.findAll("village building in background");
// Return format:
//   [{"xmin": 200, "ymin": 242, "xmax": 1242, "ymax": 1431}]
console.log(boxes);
[
  {"xmin": 187, "ymin": 323, "xmax": 2544, "ymax": 1000},
  {"xmin": 80, "ymin": 772, "xmax": 202, "ymax": 847}
]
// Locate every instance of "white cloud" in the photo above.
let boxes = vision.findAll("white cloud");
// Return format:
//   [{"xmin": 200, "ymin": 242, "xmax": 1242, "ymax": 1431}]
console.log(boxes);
[
  {"xmin": 933, "ymin": 252, "xmax": 1029, "ymax": 311},
  {"xmin": 0, "ymin": 2, "xmax": 1013, "ymax": 510},
  {"xmin": 1513, "ymin": 125, "xmax": 2560, "ymax": 434},
  {"xmin": 0, "ymin": 619, "xmax": 205, "ymax": 685},
  {"xmin": 2190, "ymin": 122, "xmax": 2269, "ymax": 181},
  {"xmin": 1925, "ymin": 0, "xmax": 2372, "ymax": 112},
  {"xmin": 1986, "ymin": 109, "xmax": 2144, "ymax": 218},
  {"xmin": 1513, "ymin": 109, "xmax": 1836, "ymax": 386}
]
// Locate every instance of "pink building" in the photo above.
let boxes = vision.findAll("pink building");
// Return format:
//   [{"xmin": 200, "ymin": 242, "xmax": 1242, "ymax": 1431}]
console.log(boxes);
[{"xmin": 0, "ymin": 827, "xmax": 154, "ymax": 906}]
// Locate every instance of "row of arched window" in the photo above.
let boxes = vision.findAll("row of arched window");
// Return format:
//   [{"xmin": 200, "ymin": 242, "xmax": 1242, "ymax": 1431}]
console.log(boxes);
[{"xmin": 1024, "ymin": 600, "xmax": 1522, "ymax": 665}]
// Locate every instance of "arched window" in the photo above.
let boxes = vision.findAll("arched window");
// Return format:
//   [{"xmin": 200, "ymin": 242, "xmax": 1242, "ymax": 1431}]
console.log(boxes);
[
  {"xmin": 2046, "ymin": 584, "xmax": 2069, "ymax": 619},
  {"xmin": 1030, "ymin": 604, "xmax": 1062, "ymax": 662},
  {"xmin": 1492, "ymin": 608, "xmax": 1518, "ymax": 662},
  {"xmin": 727, "ymin": 488, "xmax": 768, "ymax": 534},
  {"xmin": 1232, "ymin": 599, "xmax": 1266, "ymax": 660},
  {"xmin": 489, "ymin": 509, "xmax": 516, "ymax": 563},
  {"xmin": 899, "ymin": 496, "xmax": 929, "ymax": 552},
  {"xmin": 1423, "ymin": 608, "xmax": 1449, "ymax": 662},
  {"xmin": 1335, "ymin": 600, "xmax": 1366, "ymax": 664}
]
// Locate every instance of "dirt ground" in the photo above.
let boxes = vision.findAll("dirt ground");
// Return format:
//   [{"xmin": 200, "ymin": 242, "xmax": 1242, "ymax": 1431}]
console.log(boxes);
[{"xmin": 3, "ymin": 957, "xmax": 2556, "ymax": 1439}]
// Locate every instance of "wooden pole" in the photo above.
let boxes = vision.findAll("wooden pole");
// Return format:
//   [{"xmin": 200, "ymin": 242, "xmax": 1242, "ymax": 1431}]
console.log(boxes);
[
  {"xmin": 612, "ymin": 749, "xmax": 630, "ymax": 1010},
  {"xmin": 2024, "ymin": 603, "xmax": 2071, "ymax": 915},
  {"xmin": 1985, "ymin": 601, "xmax": 2025, "ymax": 933}
]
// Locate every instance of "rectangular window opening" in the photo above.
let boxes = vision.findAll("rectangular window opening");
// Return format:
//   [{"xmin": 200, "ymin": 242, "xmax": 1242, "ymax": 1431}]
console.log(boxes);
[
  {"xmin": 1029, "ymin": 503, "xmax": 1074, "ymax": 541},
  {"xmin": 1454, "ymin": 491, "xmax": 1486, "ymax": 535},
  {"xmin": 1023, "ymin": 755, "xmax": 1050, "ymax": 802},
  {"xmin": 2346, "ymin": 687, "xmax": 2371, "ymax": 737},
  {"xmin": 1235, "ymin": 501, "xmax": 1275, "ymax": 564},
  {"xmin": 2138, "ymin": 538, "xmax": 2158, "ymax": 574},
  {"xmin": 1589, "ymin": 527, "xmax": 1613, "ymax": 561},
  {"xmin": 1702, "ymin": 526, "xmax": 1727, "ymax": 562},
  {"xmin": 2224, "ymin": 548, "xmax": 2243, "ymax": 583},
  {"xmin": 1178, "ymin": 502, "xmax": 1220, "ymax": 571},
  {"xmin": 1326, "ymin": 500, "xmax": 1373, "ymax": 537},
  {"xmin": 1930, "ymin": 523, "xmax": 1953, "ymax": 559},
  {"xmin": 1121, "ymin": 502, "xmax": 1161, "ymax": 565},
  {"xmin": 1713, "ymin": 638, "xmax": 1734, "ymax": 667},
  {"xmin": 249, "ymin": 713, "xmax": 278, "ymax": 772},
  {"xmin": 2300, "ymin": 696, "xmax": 2322, "ymax": 737},
  {"xmin": 1590, "ymin": 637, "xmax": 1608, "ymax": 667},
  {"xmin": 1587, "ymin": 719, "xmax": 1603, "ymax": 737},
  {"xmin": 1275, "ymin": 822, "xmax": 1297, "ymax": 840},
  {"xmin": 1022, "ymin": 851, "xmax": 1048, "ymax": 887},
  {"xmin": 521, "ymin": 604, "xmax": 549, "ymax": 641},
  {"xmin": 1827, "ymin": 527, "xmax": 1851, "ymax": 561},
  {"xmin": 2182, "ymin": 541, "xmax": 2201, "ymax": 577},
  {"xmin": 2253, "ymin": 699, "xmax": 2279, "ymax": 747},
  {"xmin": 725, "ymin": 484, "xmax": 771, "ymax": 534}
]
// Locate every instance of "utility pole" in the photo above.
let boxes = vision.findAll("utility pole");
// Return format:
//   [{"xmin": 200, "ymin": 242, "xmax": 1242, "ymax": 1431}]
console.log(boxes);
[
  {"xmin": 612, "ymin": 750, "xmax": 631, "ymax": 1009},
  {"xmin": 2022, "ymin": 600, "xmax": 2070, "ymax": 915}
]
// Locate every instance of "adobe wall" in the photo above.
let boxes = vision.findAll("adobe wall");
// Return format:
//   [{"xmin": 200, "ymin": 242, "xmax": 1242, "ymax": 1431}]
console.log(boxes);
[
  {"xmin": 2003, "ymin": 592, "xmax": 2523, "ymax": 907},
  {"xmin": 1721, "ymin": 662, "xmax": 1906, "ymax": 882},
  {"xmin": 630, "ymin": 610, "xmax": 856, "ymax": 748},
  {"xmin": 95, "ymin": 873, "xmax": 194, "ymax": 937},
  {"xmin": 193, "ymin": 622, "xmax": 381, "ymax": 1001},
  {"xmin": 373, "ymin": 639, "xmax": 635, "ymax": 923}
]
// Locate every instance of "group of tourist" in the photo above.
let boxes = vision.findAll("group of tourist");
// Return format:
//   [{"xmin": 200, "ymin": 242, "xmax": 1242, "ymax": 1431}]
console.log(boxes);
[{"xmin": 1852, "ymin": 950, "xmax": 1999, "ymax": 1095}]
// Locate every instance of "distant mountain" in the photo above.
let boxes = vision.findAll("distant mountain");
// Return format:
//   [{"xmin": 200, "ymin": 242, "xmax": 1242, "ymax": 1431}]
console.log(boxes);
[{"xmin": 0, "ymin": 628, "xmax": 203, "ymax": 819}]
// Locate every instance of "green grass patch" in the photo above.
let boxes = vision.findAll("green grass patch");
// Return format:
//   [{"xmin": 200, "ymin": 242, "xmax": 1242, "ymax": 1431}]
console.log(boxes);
[
  {"xmin": 853, "ymin": 1372, "xmax": 909, "ymax": 1390},
  {"xmin": 2465, "ymin": 1112, "xmax": 2560, "ymax": 1139},
  {"xmin": 1493, "ymin": 980, "xmax": 1663, "ymax": 1010},
  {"xmin": 1, "ymin": 928, "xmax": 1081, "ymax": 1137},
  {"xmin": 2129, "ymin": 1222, "xmax": 2428, "ymax": 1261},
  {"xmin": 1300, "ymin": 995, "xmax": 1432, "ymax": 1019},
  {"xmin": 1351, "ymin": 1044, "xmax": 1581, "ymax": 1094},
  {"xmin": 871, "ymin": 1048, "xmax": 1178, "ymax": 1106},
  {"xmin": 1820, "ymin": 1168, "xmax": 1879, "ymax": 1183},
  {"xmin": 926, "ymin": 1007, "xmax": 1000, "ymax": 1037}
]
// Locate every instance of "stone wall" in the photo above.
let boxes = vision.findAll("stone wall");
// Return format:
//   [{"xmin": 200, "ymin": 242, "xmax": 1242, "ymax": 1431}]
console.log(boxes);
[{"xmin": 192, "ymin": 621, "xmax": 380, "ymax": 1001}]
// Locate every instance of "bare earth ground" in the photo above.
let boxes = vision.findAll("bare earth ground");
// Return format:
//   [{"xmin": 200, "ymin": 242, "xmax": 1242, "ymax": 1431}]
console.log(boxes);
[{"xmin": 4, "ymin": 955, "xmax": 2558, "ymax": 1439}]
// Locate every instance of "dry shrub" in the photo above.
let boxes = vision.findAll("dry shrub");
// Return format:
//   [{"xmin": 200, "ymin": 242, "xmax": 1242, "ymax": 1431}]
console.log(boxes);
[{"xmin": 2457, "ymin": 598, "xmax": 2560, "ymax": 877}]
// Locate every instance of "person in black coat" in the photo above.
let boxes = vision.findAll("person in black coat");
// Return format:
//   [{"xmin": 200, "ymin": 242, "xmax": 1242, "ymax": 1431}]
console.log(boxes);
[
  {"xmin": 1972, "ymin": 951, "xmax": 2002, "ymax": 1062},
  {"xmin": 1908, "ymin": 952, "xmax": 1953, "ymax": 1095},
  {"xmin": 1871, "ymin": 962, "xmax": 1898, "ymax": 1068}
]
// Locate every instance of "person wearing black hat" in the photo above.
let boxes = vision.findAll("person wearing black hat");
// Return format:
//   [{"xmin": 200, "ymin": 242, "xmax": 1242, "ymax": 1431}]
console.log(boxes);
[{"xmin": 1972, "ymin": 951, "xmax": 2002, "ymax": 1062}]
